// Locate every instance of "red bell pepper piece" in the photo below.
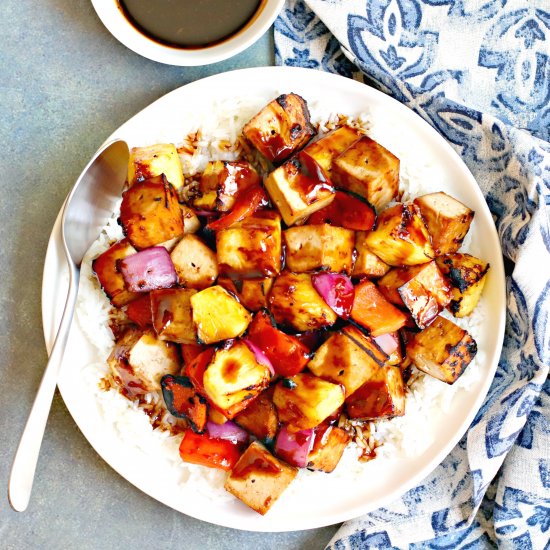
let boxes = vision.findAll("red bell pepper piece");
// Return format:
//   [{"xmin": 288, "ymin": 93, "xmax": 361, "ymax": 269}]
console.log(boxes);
[
  {"xmin": 185, "ymin": 347, "xmax": 215, "ymax": 396},
  {"xmin": 125, "ymin": 294, "xmax": 152, "ymax": 328},
  {"xmin": 179, "ymin": 430, "xmax": 242, "ymax": 471}
]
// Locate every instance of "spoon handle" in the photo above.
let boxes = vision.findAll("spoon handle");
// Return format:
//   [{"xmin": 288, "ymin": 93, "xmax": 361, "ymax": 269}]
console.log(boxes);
[{"xmin": 8, "ymin": 262, "xmax": 80, "ymax": 512}]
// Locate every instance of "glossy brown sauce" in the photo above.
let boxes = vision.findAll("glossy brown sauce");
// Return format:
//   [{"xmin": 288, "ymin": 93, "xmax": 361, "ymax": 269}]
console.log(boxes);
[
  {"xmin": 231, "ymin": 455, "xmax": 282, "ymax": 480},
  {"xmin": 118, "ymin": 0, "xmax": 263, "ymax": 48}
]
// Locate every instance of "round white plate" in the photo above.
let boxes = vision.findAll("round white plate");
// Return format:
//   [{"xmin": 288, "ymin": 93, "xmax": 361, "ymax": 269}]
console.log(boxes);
[{"xmin": 42, "ymin": 67, "xmax": 506, "ymax": 532}]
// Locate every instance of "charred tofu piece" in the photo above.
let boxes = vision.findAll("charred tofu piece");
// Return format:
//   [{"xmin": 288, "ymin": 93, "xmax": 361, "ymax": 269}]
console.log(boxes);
[
  {"xmin": 225, "ymin": 441, "xmax": 298, "ymax": 515},
  {"xmin": 268, "ymin": 272, "xmax": 338, "ymax": 332},
  {"xmin": 234, "ymin": 388, "xmax": 279, "ymax": 443},
  {"xmin": 273, "ymin": 373, "xmax": 345, "ymax": 430},
  {"xmin": 93, "ymin": 239, "xmax": 139, "ymax": 307},
  {"xmin": 365, "ymin": 203, "xmax": 434, "ymax": 266},
  {"xmin": 264, "ymin": 157, "xmax": 336, "ymax": 226},
  {"xmin": 346, "ymin": 366, "xmax": 406, "ymax": 420},
  {"xmin": 283, "ymin": 224, "xmax": 355, "ymax": 274},
  {"xmin": 352, "ymin": 231, "xmax": 391, "ymax": 278},
  {"xmin": 181, "ymin": 205, "xmax": 200, "ymax": 234},
  {"xmin": 203, "ymin": 341, "xmax": 271, "ymax": 418},
  {"xmin": 108, "ymin": 329, "xmax": 180, "ymax": 396},
  {"xmin": 332, "ymin": 135, "xmax": 400, "ymax": 211},
  {"xmin": 414, "ymin": 192, "xmax": 474, "ymax": 255},
  {"xmin": 307, "ymin": 424, "xmax": 350, "ymax": 473},
  {"xmin": 406, "ymin": 316, "xmax": 477, "ymax": 384},
  {"xmin": 170, "ymin": 234, "xmax": 219, "ymax": 289},
  {"xmin": 436, "ymin": 253, "xmax": 489, "ymax": 317},
  {"xmin": 216, "ymin": 211, "xmax": 282, "ymax": 278},
  {"xmin": 119, "ymin": 175, "xmax": 184, "ymax": 250},
  {"xmin": 307, "ymin": 326, "xmax": 388, "ymax": 396},
  {"xmin": 150, "ymin": 288, "xmax": 197, "ymax": 344},
  {"xmin": 239, "ymin": 278, "xmax": 274, "ymax": 311},
  {"xmin": 242, "ymin": 93, "xmax": 316, "ymax": 164},
  {"xmin": 191, "ymin": 286, "xmax": 252, "ymax": 344},
  {"xmin": 128, "ymin": 143, "xmax": 184, "ymax": 191}
]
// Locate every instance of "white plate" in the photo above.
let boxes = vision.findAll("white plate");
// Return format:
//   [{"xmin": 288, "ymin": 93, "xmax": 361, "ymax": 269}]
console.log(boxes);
[{"xmin": 42, "ymin": 67, "xmax": 506, "ymax": 532}]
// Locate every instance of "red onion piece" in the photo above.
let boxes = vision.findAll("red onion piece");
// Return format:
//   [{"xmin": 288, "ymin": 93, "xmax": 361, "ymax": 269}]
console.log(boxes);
[
  {"xmin": 243, "ymin": 338, "xmax": 275, "ymax": 376},
  {"xmin": 374, "ymin": 332, "xmax": 399, "ymax": 355},
  {"xmin": 311, "ymin": 273, "xmax": 354, "ymax": 318},
  {"xmin": 206, "ymin": 420, "xmax": 249, "ymax": 445},
  {"xmin": 119, "ymin": 247, "xmax": 177, "ymax": 292},
  {"xmin": 275, "ymin": 426, "xmax": 315, "ymax": 468}
]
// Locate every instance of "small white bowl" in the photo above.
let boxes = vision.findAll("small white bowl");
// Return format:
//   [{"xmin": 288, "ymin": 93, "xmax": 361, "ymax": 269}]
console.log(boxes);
[{"xmin": 91, "ymin": 0, "xmax": 285, "ymax": 66}]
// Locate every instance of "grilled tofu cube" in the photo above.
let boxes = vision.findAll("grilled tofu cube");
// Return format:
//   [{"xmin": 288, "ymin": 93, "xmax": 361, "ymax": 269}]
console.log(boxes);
[
  {"xmin": 150, "ymin": 288, "xmax": 197, "ymax": 344},
  {"xmin": 264, "ymin": 158, "xmax": 336, "ymax": 226},
  {"xmin": 93, "ymin": 239, "xmax": 139, "ymax": 307},
  {"xmin": 268, "ymin": 272, "xmax": 338, "ymax": 332},
  {"xmin": 284, "ymin": 224, "xmax": 355, "ymax": 274},
  {"xmin": 181, "ymin": 205, "xmax": 200, "ymax": 234},
  {"xmin": 406, "ymin": 316, "xmax": 477, "ymax": 384},
  {"xmin": 225, "ymin": 441, "xmax": 298, "ymax": 515},
  {"xmin": 353, "ymin": 232, "xmax": 391, "ymax": 278},
  {"xmin": 414, "ymin": 192, "xmax": 474, "ymax": 255},
  {"xmin": 120, "ymin": 175, "xmax": 184, "ymax": 250},
  {"xmin": 216, "ymin": 211, "xmax": 282, "ymax": 278},
  {"xmin": 108, "ymin": 329, "xmax": 180, "ymax": 396},
  {"xmin": 234, "ymin": 388, "xmax": 279, "ymax": 443},
  {"xmin": 332, "ymin": 135, "xmax": 400, "ymax": 210},
  {"xmin": 242, "ymin": 93, "xmax": 316, "ymax": 164},
  {"xmin": 239, "ymin": 278, "xmax": 274, "ymax": 311},
  {"xmin": 437, "ymin": 253, "xmax": 490, "ymax": 317},
  {"xmin": 203, "ymin": 341, "xmax": 271, "ymax": 418},
  {"xmin": 128, "ymin": 143, "xmax": 184, "ymax": 191},
  {"xmin": 307, "ymin": 424, "xmax": 350, "ymax": 473},
  {"xmin": 365, "ymin": 203, "xmax": 434, "ymax": 266},
  {"xmin": 307, "ymin": 326, "xmax": 388, "ymax": 396},
  {"xmin": 346, "ymin": 366, "xmax": 405, "ymax": 420},
  {"xmin": 302, "ymin": 126, "xmax": 362, "ymax": 177},
  {"xmin": 170, "ymin": 234, "xmax": 219, "ymax": 289},
  {"xmin": 273, "ymin": 373, "xmax": 345, "ymax": 430},
  {"xmin": 191, "ymin": 286, "xmax": 252, "ymax": 344}
]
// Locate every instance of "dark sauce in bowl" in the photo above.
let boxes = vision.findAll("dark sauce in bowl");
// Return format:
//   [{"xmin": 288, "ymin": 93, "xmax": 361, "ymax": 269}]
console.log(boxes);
[{"xmin": 118, "ymin": 0, "xmax": 264, "ymax": 49}]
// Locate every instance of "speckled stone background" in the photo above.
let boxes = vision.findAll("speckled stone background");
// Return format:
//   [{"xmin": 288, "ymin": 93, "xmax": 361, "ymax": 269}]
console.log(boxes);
[{"xmin": 0, "ymin": 1, "xmax": 340, "ymax": 547}]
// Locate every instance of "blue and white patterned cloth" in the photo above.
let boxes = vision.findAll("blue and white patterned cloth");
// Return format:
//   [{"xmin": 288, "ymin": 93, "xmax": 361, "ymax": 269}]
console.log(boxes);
[{"xmin": 275, "ymin": 2, "xmax": 550, "ymax": 548}]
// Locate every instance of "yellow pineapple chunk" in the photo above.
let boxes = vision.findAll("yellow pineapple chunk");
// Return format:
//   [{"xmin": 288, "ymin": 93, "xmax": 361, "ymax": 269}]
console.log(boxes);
[
  {"xmin": 365, "ymin": 203, "xmax": 434, "ymax": 266},
  {"xmin": 190, "ymin": 286, "xmax": 252, "ymax": 344},
  {"xmin": 128, "ymin": 143, "xmax": 184, "ymax": 190},
  {"xmin": 170, "ymin": 234, "xmax": 219, "ymax": 290},
  {"xmin": 353, "ymin": 231, "xmax": 391, "ymax": 278}
]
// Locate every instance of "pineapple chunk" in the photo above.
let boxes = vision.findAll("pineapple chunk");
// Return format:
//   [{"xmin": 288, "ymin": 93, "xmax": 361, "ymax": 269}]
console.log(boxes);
[
  {"xmin": 203, "ymin": 340, "xmax": 271, "ymax": 417},
  {"xmin": 240, "ymin": 278, "xmax": 274, "ymax": 311},
  {"xmin": 436, "ymin": 253, "xmax": 490, "ymax": 317},
  {"xmin": 273, "ymin": 373, "xmax": 345, "ymax": 430},
  {"xmin": 234, "ymin": 388, "xmax": 279, "ymax": 443},
  {"xmin": 225, "ymin": 441, "xmax": 298, "ymax": 515},
  {"xmin": 364, "ymin": 203, "xmax": 434, "ymax": 266},
  {"xmin": 264, "ymin": 158, "xmax": 336, "ymax": 226},
  {"xmin": 306, "ymin": 424, "xmax": 350, "ymax": 473},
  {"xmin": 242, "ymin": 93, "xmax": 316, "ymax": 163},
  {"xmin": 332, "ymin": 135, "xmax": 400, "ymax": 210},
  {"xmin": 216, "ymin": 211, "xmax": 282, "ymax": 278},
  {"xmin": 150, "ymin": 288, "xmax": 197, "ymax": 344},
  {"xmin": 307, "ymin": 326, "xmax": 388, "ymax": 396},
  {"xmin": 181, "ymin": 205, "xmax": 200, "ymax": 234},
  {"xmin": 268, "ymin": 272, "xmax": 338, "ymax": 332},
  {"xmin": 406, "ymin": 316, "xmax": 477, "ymax": 384},
  {"xmin": 128, "ymin": 143, "xmax": 184, "ymax": 191},
  {"xmin": 283, "ymin": 224, "xmax": 355, "ymax": 274},
  {"xmin": 170, "ymin": 234, "xmax": 219, "ymax": 289},
  {"xmin": 414, "ymin": 192, "xmax": 474, "ymax": 255},
  {"xmin": 353, "ymin": 231, "xmax": 391, "ymax": 278},
  {"xmin": 92, "ymin": 239, "xmax": 139, "ymax": 307},
  {"xmin": 191, "ymin": 286, "xmax": 252, "ymax": 344},
  {"xmin": 108, "ymin": 329, "xmax": 180, "ymax": 395},
  {"xmin": 119, "ymin": 175, "xmax": 184, "ymax": 250}
]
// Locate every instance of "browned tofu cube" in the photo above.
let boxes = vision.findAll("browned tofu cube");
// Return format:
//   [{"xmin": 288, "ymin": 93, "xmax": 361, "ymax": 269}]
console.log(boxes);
[
  {"xmin": 150, "ymin": 288, "xmax": 197, "ymax": 344},
  {"xmin": 406, "ymin": 316, "xmax": 477, "ymax": 384},
  {"xmin": 307, "ymin": 326, "xmax": 388, "ymax": 396},
  {"xmin": 128, "ymin": 143, "xmax": 184, "ymax": 191},
  {"xmin": 346, "ymin": 366, "xmax": 406, "ymax": 420},
  {"xmin": 225, "ymin": 441, "xmax": 298, "ymax": 515},
  {"xmin": 240, "ymin": 278, "xmax": 274, "ymax": 311},
  {"xmin": 181, "ymin": 205, "xmax": 200, "ymax": 234},
  {"xmin": 92, "ymin": 239, "xmax": 139, "ymax": 307},
  {"xmin": 268, "ymin": 272, "xmax": 338, "ymax": 332},
  {"xmin": 306, "ymin": 424, "xmax": 350, "ymax": 473},
  {"xmin": 119, "ymin": 175, "xmax": 184, "ymax": 250},
  {"xmin": 414, "ymin": 192, "xmax": 474, "ymax": 255},
  {"xmin": 283, "ymin": 224, "xmax": 355, "ymax": 274},
  {"xmin": 242, "ymin": 93, "xmax": 316, "ymax": 164},
  {"xmin": 216, "ymin": 211, "xmax": 282, "ymax": 278},
  {"xmin": 353, "ymin": 231, "xmax": 391, "ymax": 278},
  {"xmin": 234, "ymin": 388, "xmax": 279, "ymax": 443},
  {"xmin": 332, "ymin": 135, "xmax": 400, "ymax": 211},
  {"xmin": 170, "ymin": 234, "xmax": 219, "ymax": 289},
  {"xmin": 365, "ymin": 203, "xmax": 434, "ymax": 266}
]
